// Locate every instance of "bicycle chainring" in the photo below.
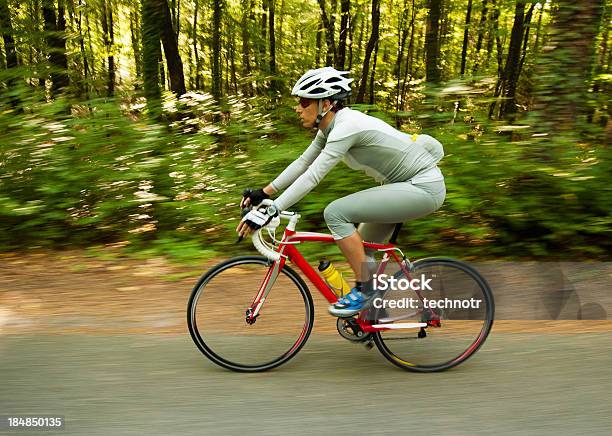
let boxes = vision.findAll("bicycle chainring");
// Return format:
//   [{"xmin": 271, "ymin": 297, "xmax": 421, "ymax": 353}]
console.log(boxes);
[{"xmin": 336, "ymin": 317, "xmax": 372, "ymax": 342}]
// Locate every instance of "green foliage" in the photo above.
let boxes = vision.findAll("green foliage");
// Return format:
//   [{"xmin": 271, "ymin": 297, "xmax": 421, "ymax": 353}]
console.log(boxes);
[
  {"xmin": 0, "ymin": 88, "xmax": 609, "ymax": 261},
  {"xmin": 0, "ymin": 0, "xmax": 610, "ymax": 262}
]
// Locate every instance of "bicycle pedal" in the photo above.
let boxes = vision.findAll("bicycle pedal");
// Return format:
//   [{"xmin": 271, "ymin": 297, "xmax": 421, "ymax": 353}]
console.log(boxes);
[{"xmin": 364, "ymin": 340, "xmax": 374, "ymax": 350}]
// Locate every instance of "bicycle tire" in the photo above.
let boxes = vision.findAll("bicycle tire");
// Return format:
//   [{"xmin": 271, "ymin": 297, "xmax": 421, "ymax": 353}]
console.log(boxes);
[
  {"xmin": 373, "ymin": 257, "xmax": 494, "ymax": 372},
  {"xmin": 187, "ymin": 255, "xmax": 314, "ymax": 372}
]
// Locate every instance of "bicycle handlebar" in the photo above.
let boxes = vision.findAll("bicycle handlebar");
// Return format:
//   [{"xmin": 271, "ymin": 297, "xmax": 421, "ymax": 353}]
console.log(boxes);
[
  {"xmin": 247, "ymin": 199, "xmax": 298, "ymax": 262},
  {"xmin": 252, "ymin": 227, "xmax": 282, "ymax": 261}
]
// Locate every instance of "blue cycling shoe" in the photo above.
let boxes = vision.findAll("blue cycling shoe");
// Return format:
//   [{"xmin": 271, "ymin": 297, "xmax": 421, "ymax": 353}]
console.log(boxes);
[{"xmin": 328, "ymin": 287, "xmax": 374, "ymax": 318}]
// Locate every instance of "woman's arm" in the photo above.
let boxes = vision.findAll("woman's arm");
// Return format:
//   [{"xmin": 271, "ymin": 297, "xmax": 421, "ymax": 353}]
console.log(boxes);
[
  {"xmin": 273, "ymin": 133, "xmax": 357, "ymax": 211},
  {"xmin": 269, "ymin": 132, "xmax": 325, "ymax": 192},
  {"xmin": 262, "ymin": 184, "xmax": 276, "ymax": 195},
  {"xmin": 241, "ymin": 134, "xmax": 324, "ymax": 207}
]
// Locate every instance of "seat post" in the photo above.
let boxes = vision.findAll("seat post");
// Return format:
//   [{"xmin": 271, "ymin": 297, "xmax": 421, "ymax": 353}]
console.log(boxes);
[{"xmin": 388, "ymin": 223, "xmax": 403, "ymax": 245}]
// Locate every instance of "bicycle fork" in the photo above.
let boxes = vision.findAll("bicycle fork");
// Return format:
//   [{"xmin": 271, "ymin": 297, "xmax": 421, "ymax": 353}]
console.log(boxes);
[{"xmin": 245, "ymin": 257, "xmax": 286, "ymax": 324}]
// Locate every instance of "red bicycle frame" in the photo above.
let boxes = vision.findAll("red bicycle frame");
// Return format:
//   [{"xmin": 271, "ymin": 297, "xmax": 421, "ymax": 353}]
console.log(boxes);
[{"xmin": 246, "ymin": 225, "xmax": 420, "ymax": 333}]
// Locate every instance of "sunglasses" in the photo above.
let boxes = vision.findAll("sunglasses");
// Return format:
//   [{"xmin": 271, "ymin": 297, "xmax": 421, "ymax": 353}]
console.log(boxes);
[{"xmin": 298, "ymin": 97, "xmax": 315, "ymax": 108}]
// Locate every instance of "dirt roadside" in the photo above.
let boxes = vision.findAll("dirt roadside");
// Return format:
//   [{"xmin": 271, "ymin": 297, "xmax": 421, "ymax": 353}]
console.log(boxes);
[{"xmin": 1, "ymin": 250, "xmax": 610, "ymax": 335}]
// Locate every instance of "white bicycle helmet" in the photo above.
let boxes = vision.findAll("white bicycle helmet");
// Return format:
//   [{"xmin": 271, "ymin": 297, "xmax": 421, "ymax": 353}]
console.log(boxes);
[
  {"xmin": 292, "ymin": 67, "xmax": 353, "ymax": 100},
  {"xmin": 292, "ymin": 67, "xmax": 353, "ymax": 127}
]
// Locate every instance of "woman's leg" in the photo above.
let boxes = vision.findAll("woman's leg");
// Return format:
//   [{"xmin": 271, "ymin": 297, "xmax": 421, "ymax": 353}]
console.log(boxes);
[
  {"xmin": 324, "ymin": 179, "xmax": 445, "ymax": 316},
  {"xmin": 335, "ymin": 231, "xmax": 368, "ymax": 282},
  {"xmin": 335, "ymin": 223, "xmax": 399, "ymax": 282},
  {"xmin": 324, "ymin": 180, "xmax": 445, "ymax": 281}
]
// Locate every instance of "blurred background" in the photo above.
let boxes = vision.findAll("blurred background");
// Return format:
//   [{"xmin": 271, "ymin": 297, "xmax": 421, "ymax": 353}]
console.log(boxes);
[
  {"xmin": 0, "ymin": 0, "xmax": 610, "ymax": 434},
  {"xmin": 0, "ymin": 0, "xmax": 609, "ymax": 260}
]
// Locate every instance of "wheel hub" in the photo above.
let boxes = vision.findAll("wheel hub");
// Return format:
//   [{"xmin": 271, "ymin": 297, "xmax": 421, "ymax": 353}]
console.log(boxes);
[{"xmin": 245, "ymin": 308, "xmax": 258, "ymax": 325}]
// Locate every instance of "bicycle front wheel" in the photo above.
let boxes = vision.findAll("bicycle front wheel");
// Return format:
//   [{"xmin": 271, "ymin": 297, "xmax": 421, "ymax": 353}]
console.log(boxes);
[
  {"xmin": 187, "ymin": 255, "xmax": 314, "ymax": 372},
  {"xmin": 373, "ymin": 257, "xmax": 494, "ymax": 372}
]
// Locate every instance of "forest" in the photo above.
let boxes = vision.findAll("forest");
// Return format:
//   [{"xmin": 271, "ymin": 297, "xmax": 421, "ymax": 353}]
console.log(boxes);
[{"xmin": 0, "ymin": 0, "xmax": 609, "ymax": 261}]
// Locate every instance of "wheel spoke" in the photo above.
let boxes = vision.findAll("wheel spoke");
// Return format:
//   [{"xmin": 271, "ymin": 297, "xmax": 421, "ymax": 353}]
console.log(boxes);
[
  {"xmin": 373, "ymin": 258, "xmax": 494, "ymax": 372},
  {"xmin": 187, "ymin": 256, "xmax": 314, "ymax": 372}
]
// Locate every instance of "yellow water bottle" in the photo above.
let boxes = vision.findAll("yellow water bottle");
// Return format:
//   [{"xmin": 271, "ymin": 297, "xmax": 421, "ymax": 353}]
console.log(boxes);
[{"xmin": 318, "ymin": 260, "xmax": 351, "ymax": 297}]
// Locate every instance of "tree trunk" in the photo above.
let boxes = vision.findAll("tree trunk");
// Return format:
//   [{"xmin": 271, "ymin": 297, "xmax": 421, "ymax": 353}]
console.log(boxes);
[
  {"xmin": 337, "ymin": 0, "xmax": 350, "ymax": 69},
  {"xmin": 498, "ymin": 1, "xmax": 527, "ymax": 118},
  {"xmin": 400, "ymin": 0, "xmax": 416, "ymax": 108},
  {"xmin": 486, "ymin": 0, "xmax": 500, "ymax": 69},
  {"xmin": 85, "ymin": 3, "xmax": 95, "ymax": 77},
  {"xmin": 533, "ymin": 2, "xmax": 544, "ymax": 55},
  {"xmin": 156, "ymin": 0, "xmax": 186, "ymax": 96},
  {"xmin": 212, "ymin": 0, "xmax": 222, "ymax": 102},
  {"xmin": 66, "ymin": 0, "xmax": 75, "ymax": 32},
  {"xmin": 193, "ymin": 0, "xmax": 201, "ymax": 89},
  {"xmin": 347, "ymin": 5, "xmax": 356, "ymax": 70},
  {"xmin": 355, "ymin": 0, "xmax": 380, "ymax": 103},
  {"xmin": 517, "ymin": 3, "xmax": 535, "ymax": 81},
  {"xmin": 77, "ymin": 0, "xmax": 89, "ymax": 89},
  {"xmin": 317, "ymin": 0, "xmax": 337, "ymax": 67},
  {"xmin": 369, "ymin": 39, "xmax": 379, "ymax": 104},
  {"xmin": 438, "ymin": 0, "xmax": 451, "ymax": 64},
  {"xmin": 487, "ymin": 0, "xmax": 502, "ymax": 118},
  {"xmin": 27, "ymin": 0, "xmax": 35, "ymax": 86},
  {"xmin": 533, "ymin": 0, "xmax": 605, "ymax": 132},
  {"xmin": 176, "ymin": 0, "xmax": 180, "ymax": 43},
  {"xmin": 171, "ymin": 0, "xmax": 181, "ymax": 42},
  {"xmin": 142, "ymin": 0, "xmax": 162, "ymax": 110},
  {"xmin": 425, "ymin": 0, "xmax": 441, "ymax": 83},
  {"xmin": 269, "ymin": 0, "xmax": 277, "ymax": 92},
  {"xmin": 472, "ymin": 0, "xmax": 488, "ymax": 74},
  {"xmin": 394, "ymin": 0, "xmax": 409, "ymax": 109},
  {"xmin": 588, "ymin": 4, "xmax": 608, "ymax": 123},
  {"xmin": 0, "ymin": 0, "xmax": 17, "ymax": 70},
  {"xmin": 101, "ymin": 0, "xmax": 115, "ymax": 97},
  {"xmin": 130, "ymin": 8, "xmax": 142, "ymax": 82},
  {"xmin": 260, "ymin": 0, "xmax": 267, "ymax": 71},
  {"xmin": 43, "ymin": 0, "xmax": 69, "ymax": 95},
  {"xmin": 159, "ymin": 51, "xmax": 165, "ymax": 90},
  {"xmin": 460, "ymin": 0, "xmax": 473, "ymax": 75},
  {"xmin": 0, "ymin": 0, "xmax": 19, "ymax": 107},
  {"xmin": 277, "ymin": 0, "xmax": 285, "ymax": 53},
  {"xmin": 493, "ymin": 0, "xmax": 503, "ymax": 78},
  {"xmin": 316, "ymin": 20, "xmax": 323, "ymax": 67},
  {"xmin": 224, "ymin": 35, "xmax": 229, "ymax": 95},
  {"xmin": 229, "ymin": 25, "xmax": 238, "ymax": 94},
  {"xmin": 108, "ymin": 2, "xmax": 115, "ymax": 95},
  {"xmin": 240, "ymin": 0, "xmax": 250, "ymax": 87},
  {"xmin": 356, "ymin": 10, "xmax": 365, "ymax": 68}
]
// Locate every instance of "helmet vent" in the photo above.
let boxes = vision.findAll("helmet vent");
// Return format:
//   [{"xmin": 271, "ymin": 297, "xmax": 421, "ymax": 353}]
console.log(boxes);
[
  {"xmin": 291, "ymin": 67, "xmax": 354, "ymax": 99},
  {"xmin": 302, "ymin": 78, "xmax": 320, "ymax": 90}
]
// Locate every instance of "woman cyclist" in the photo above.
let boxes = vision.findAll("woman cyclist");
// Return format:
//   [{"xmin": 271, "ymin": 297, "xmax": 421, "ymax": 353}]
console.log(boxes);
[{"xmin": 236, "ymin": 67, "xmax": 446, "ymax": 317}]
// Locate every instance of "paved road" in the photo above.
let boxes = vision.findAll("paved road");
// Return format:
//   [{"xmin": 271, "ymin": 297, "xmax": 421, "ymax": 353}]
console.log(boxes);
[{"xmin": 1, "ymin": 331, "xmax": 610, "ymax": 435}]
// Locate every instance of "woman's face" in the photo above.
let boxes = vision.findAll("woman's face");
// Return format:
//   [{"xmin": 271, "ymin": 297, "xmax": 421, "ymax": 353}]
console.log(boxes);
[{"xmin": 294, "ymin": 97, "xmax": 319, "ymax": 129}]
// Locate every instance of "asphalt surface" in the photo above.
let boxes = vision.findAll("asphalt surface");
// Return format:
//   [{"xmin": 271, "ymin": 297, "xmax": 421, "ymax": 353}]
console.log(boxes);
[{"xmin": 1, "ymin": 331, "xmax": 610, "ymax": 435}]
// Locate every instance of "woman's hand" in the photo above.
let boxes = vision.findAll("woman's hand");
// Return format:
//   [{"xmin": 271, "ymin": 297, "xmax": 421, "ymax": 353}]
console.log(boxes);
[
  {"xmin": 235, "ymin": 204, "xmax": 278, "ymax": 240},
  {"xmin": 240, "ymin": 188, "xmax": 269, "ymax": 208},
  {"xmin": 236, "ymin": 207, "xmax": 255, "ymax": 239}
]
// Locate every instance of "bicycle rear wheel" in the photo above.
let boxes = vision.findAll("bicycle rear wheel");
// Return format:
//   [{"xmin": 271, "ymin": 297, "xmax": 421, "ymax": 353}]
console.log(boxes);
[
  {"xmin": 187, "ymin": 255, "xmax": 314, "ymax": 372},
  {"xmin": 372, "ymin": 257, "xmax": 494, "ymax": 372}
]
